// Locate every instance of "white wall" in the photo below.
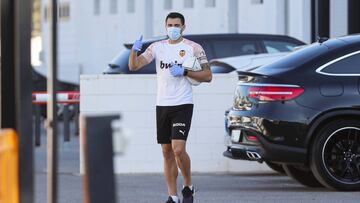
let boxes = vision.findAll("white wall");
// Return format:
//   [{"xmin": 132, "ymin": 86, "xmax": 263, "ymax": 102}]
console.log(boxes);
[
  {"xmin": 238, "ymin": 0, "xmax": 285, "ymax": 34},
  {"xmin": 152, "ymin": 0, "xmax": 228, "ymax": 36},
  {"xmin": 330, "ymin": 0, "xmax": 348, "ymax": 38},
  {"xmin": 39, "ymin": 0, "xmax": 351, "ymax": 86},
  {"xmin": 39, "ymin": 0, "xmax": 322, "ymax": 86},
  {"xmin": 40, "ymin": 0, "xmax": 83, "ymax": 84},
  {"xmin": 287, "ymin": 0, "xmax": 312, "ymax": 43},
  {"xmin": 80, "ymin": 74, "xmax": 271, "ymax": 173}
]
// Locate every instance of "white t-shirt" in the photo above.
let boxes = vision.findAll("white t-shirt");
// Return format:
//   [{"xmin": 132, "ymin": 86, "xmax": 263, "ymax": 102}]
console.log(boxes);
[{"xmin": 141, "ymin": 38, "xmax": 208, "ymax": 106}]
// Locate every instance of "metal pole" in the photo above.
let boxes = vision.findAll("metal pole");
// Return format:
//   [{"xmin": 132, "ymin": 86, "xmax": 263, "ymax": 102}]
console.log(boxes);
[
  {"xmin": 348, "ymin": 0, "xmax": 360, "ymax": 34},
  {"xmin": 1, "ymin": 0, "xmax": 34, "ymax": 201},
  {"xmin": 0, "ymin": 0, "xmax": 34, "ymax": 203},
  {"xmin": 16, "ymin": 8, "xmax": 34, "ymax": 203},
  {"xmin": 311, "ymin": 0, "xmax": 316, "ymax": 42},
  {"xmin": 35, "ymin": 105, "xmax": 41, "ymax": 146},
  {"xmin": 1, "ymin": 0, "xmax": 16, "ymax": 128},
  {"xmin": 75, "ymin": 104, "xmax": 80, "ymax": 136},
  {"xmin": 47, "ymin": 0, "xmax": 58, "ymax": 203},
  {"xmin": 63, "ymin": 105, "xmax": 70, "ymax": 142},
  {"xmin": 314, "ymin": 0, "xmax": 330, "ymax": 39},
  {"xmin": 13, "ymin": 0, "xmax": 35, "ymax": 202}
]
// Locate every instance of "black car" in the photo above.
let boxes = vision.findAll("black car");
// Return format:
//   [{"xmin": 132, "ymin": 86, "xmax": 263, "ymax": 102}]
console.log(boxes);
[
  {"xmin": 104, "ymin": 33, "xmax": 305, "ymax": 74},
  {"xmin": 224, "ymin": 34, "xmax": 360, "ymax": 191}
]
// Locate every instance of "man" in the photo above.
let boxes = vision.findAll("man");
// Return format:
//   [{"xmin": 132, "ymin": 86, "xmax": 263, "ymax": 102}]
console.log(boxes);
[{"xmin": 128, "ymin": 12, "xmax": 212, "ymax": 203}]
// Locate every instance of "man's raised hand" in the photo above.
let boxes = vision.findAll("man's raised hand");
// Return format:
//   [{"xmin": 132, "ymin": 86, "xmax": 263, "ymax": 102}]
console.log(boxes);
[{"xmin": 132, "ymin": 35, "xmax": 143, "ymax": 52}]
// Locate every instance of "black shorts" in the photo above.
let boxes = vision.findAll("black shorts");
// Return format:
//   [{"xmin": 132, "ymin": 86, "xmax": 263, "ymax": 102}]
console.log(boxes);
[{"xmin": 156, "ymin": 104, "xmax": 194, "ymax": 144}]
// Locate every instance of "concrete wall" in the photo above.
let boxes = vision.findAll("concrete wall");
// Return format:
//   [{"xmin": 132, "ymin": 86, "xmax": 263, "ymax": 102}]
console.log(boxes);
[
  {"xmin": 153, "ymin": 0, "xmax": 229, "ymax": 36},
  {"xmin": 286, "ymin": 0, "xmax": 312, "ymax": 43},
  {"xmin": 238, "ymin": 0, "xmax": 285, "ymax": 35},
  {"xmin": 330, "ymin": 0, "xmax": 348, "ymax": 38},
  {"xmin": 80, "ymin": 74, "xmax": 271, "ymax": 173}
]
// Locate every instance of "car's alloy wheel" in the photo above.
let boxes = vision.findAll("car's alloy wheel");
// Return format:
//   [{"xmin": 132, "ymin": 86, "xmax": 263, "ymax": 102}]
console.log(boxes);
[
  {"xmin": 310, "ymin": 120, "xmax": 360, "ymax": 191},
  {"xmin": 282, "ymin": 164, "xmax": 324, "ymax": 187},
  {"xmin": 265, "ymin": 161, "xmax": 285, "ymax": 174}
]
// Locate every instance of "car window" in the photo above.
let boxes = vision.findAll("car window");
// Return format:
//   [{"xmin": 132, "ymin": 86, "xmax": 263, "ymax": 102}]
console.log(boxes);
[
  {"xmin": 108, "ymin": 49, "xmax": 131, "ymax": 72},
  {"xmin": 212, "ymin": 40, "xmax": 258, "ymax": 58},
  {"xmin": 264, "ymin": 40, "xmax": 298, "ymax": 53},
  {"xmin": 195, "ymin": 40, "xmax": 214, "ymax": 60},
  {"xmin": 109, "ymin": 44, "xmax": 157, "ymax": 74},
  {"xmin": 321, "ymin": 51, "xmax": 360, "ymax": 75},
  {"xmin": 254, "ymin": 43, "xmax": 328, "ymax": 72},
  {"xmin": 209, "ymin": 62, "xmax": 235, "ymax": 73}
]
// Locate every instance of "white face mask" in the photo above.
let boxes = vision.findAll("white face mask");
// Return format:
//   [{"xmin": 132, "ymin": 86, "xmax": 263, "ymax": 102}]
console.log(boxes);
[{"xmin": 167, "ymin": 27, "xmax": 182, "ymax": 41}]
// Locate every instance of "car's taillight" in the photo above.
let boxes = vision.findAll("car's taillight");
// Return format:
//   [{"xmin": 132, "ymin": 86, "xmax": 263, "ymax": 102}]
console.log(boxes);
[
  {"xmin": 246, "ymin": 135, "xmax": 258, "ymax": 142},
  {"xmin": 248, "ymin": 86, "xmax": 304, "ymax": 101}
]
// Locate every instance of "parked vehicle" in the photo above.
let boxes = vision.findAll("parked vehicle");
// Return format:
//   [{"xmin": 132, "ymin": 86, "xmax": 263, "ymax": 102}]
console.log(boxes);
[
  {"xmin": 209, "ymin": 52, "xmax": 289, "ymax": 73},
  {"xmin": 223, "ymin": 34, "xmax": 360, "ymax": 191},
  {"xmin": 104, "ymin": 33, "xmax": 305, "ymax": 74}
]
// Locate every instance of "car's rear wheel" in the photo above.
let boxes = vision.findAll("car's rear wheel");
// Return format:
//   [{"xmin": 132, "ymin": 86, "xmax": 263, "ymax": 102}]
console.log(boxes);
[
  {"xmin": 265, "ymin": 161, "xmax": 285, "ymax": 174},
  {"xmin": 310, "ymin": 119, "xmax": 360, "ymax": 191},
  {"xmin": 282, "ymin": 164, "xmax": 324, "ymax": 187}
]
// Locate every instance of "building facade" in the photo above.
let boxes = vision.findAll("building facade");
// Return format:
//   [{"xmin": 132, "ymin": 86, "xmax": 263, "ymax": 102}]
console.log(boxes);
[{"xmin": 37, "ymin": 0, "xmax": 349, "ymax": 85}]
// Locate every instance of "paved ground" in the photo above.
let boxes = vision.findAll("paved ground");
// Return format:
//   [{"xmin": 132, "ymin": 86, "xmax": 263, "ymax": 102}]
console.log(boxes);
[
  {"xmin": 35, "ymin": 172, "xmax": 360, "ymax": 203},
  {"xmin": 34, "ymin": 122, "xmax": 360, "ymax": 203}
]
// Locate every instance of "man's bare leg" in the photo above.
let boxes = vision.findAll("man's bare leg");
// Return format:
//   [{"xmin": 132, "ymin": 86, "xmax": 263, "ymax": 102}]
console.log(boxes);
[
  {"xmin": 161, "ymin": 144, "xmax": 178, "ymax": 196},
  {"xmin": 171, "ymin": 140, "xmax": 191, "ymax": 186}
]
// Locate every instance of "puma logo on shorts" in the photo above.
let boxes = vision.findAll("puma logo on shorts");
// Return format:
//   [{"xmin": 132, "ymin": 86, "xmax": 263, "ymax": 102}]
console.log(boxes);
[{"xmin": 179, "ymin": 130, "xmax": 186, "ymax": 136}]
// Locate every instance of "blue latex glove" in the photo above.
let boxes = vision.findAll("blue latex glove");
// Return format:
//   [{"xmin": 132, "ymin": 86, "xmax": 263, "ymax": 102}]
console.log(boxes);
[
  {"xmin": 170, "ymin": 63, "xmax": 185, "ymax": 77},
  {"xmin": 132, "ymin": 35, "xmax": 143, "ymax": 52}
]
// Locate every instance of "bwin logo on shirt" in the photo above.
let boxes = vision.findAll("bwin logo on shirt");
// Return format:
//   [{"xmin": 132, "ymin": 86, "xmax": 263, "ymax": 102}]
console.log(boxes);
[
  {"xmin": 160, "ymin": 61, "xmax": 182, "ymax": 69},
  {"xmin": 173, "ymin": 123, "xmax": 186, "ymax": 127}
]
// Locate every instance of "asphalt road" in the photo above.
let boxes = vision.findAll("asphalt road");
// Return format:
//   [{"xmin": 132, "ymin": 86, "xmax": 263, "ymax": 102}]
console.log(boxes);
[
  {"xmin": 35, "ymin": 172, "xmax": 360, "ymax": 203},
  {"xmin": 34, "ymin": 122, "xmax": 360, "ymax": 203}
]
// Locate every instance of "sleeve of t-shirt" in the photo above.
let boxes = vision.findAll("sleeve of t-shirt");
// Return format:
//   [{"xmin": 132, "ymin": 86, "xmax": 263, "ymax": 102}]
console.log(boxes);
[
  {"xmin": 194, "ymin": 44, "xmax": 208, "ymax": 64},
  {"xmin": 140, "ymin": 42, "xmax": 156, "ymax": 63}
]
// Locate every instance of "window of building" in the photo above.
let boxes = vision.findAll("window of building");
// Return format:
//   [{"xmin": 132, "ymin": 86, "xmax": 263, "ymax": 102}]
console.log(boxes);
[
  {"xmin": 110, "ymin": 0, "xmax": 118, "ymax": 14},
  {"xmin": 59, "ymin": 2, "xmax": 70, "ymax": 20},
  {"xmin": 44, "ymin": 5, "xmax": 53, "ymax": 21},
  {"xmin": 251, "ymin": 0, "xmax": 264, "ymax": 4},
  {"xmin": 44, "ymin": 6, "xmax": 48, "ymax": 21},
  {"xmin": 44, "ymin": 3, "xmax": 70, "ymax": 21},
  {"xmin": 94, "ymin": 0, "xmax": 100, "ymax": 15},
  {"xmin": 205, "ymin": 0, "xmax": 216, "ymax": 7},
  {"xmin": 164, "ymin": 0, "xmax": 173, "ymax": 10},
  {"xmin": 184, "ymin": 0, "xmax": 194, "ymax": 8},
  {"xmin": 127, "ymin": 0, "xmax": 135, "ymax": 13}
]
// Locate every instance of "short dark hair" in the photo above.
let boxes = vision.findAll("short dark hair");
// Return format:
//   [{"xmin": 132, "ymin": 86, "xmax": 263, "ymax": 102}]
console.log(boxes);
[{"xmin": 165, "ymin": 12, "xmax": 185, "ymax": 25}]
